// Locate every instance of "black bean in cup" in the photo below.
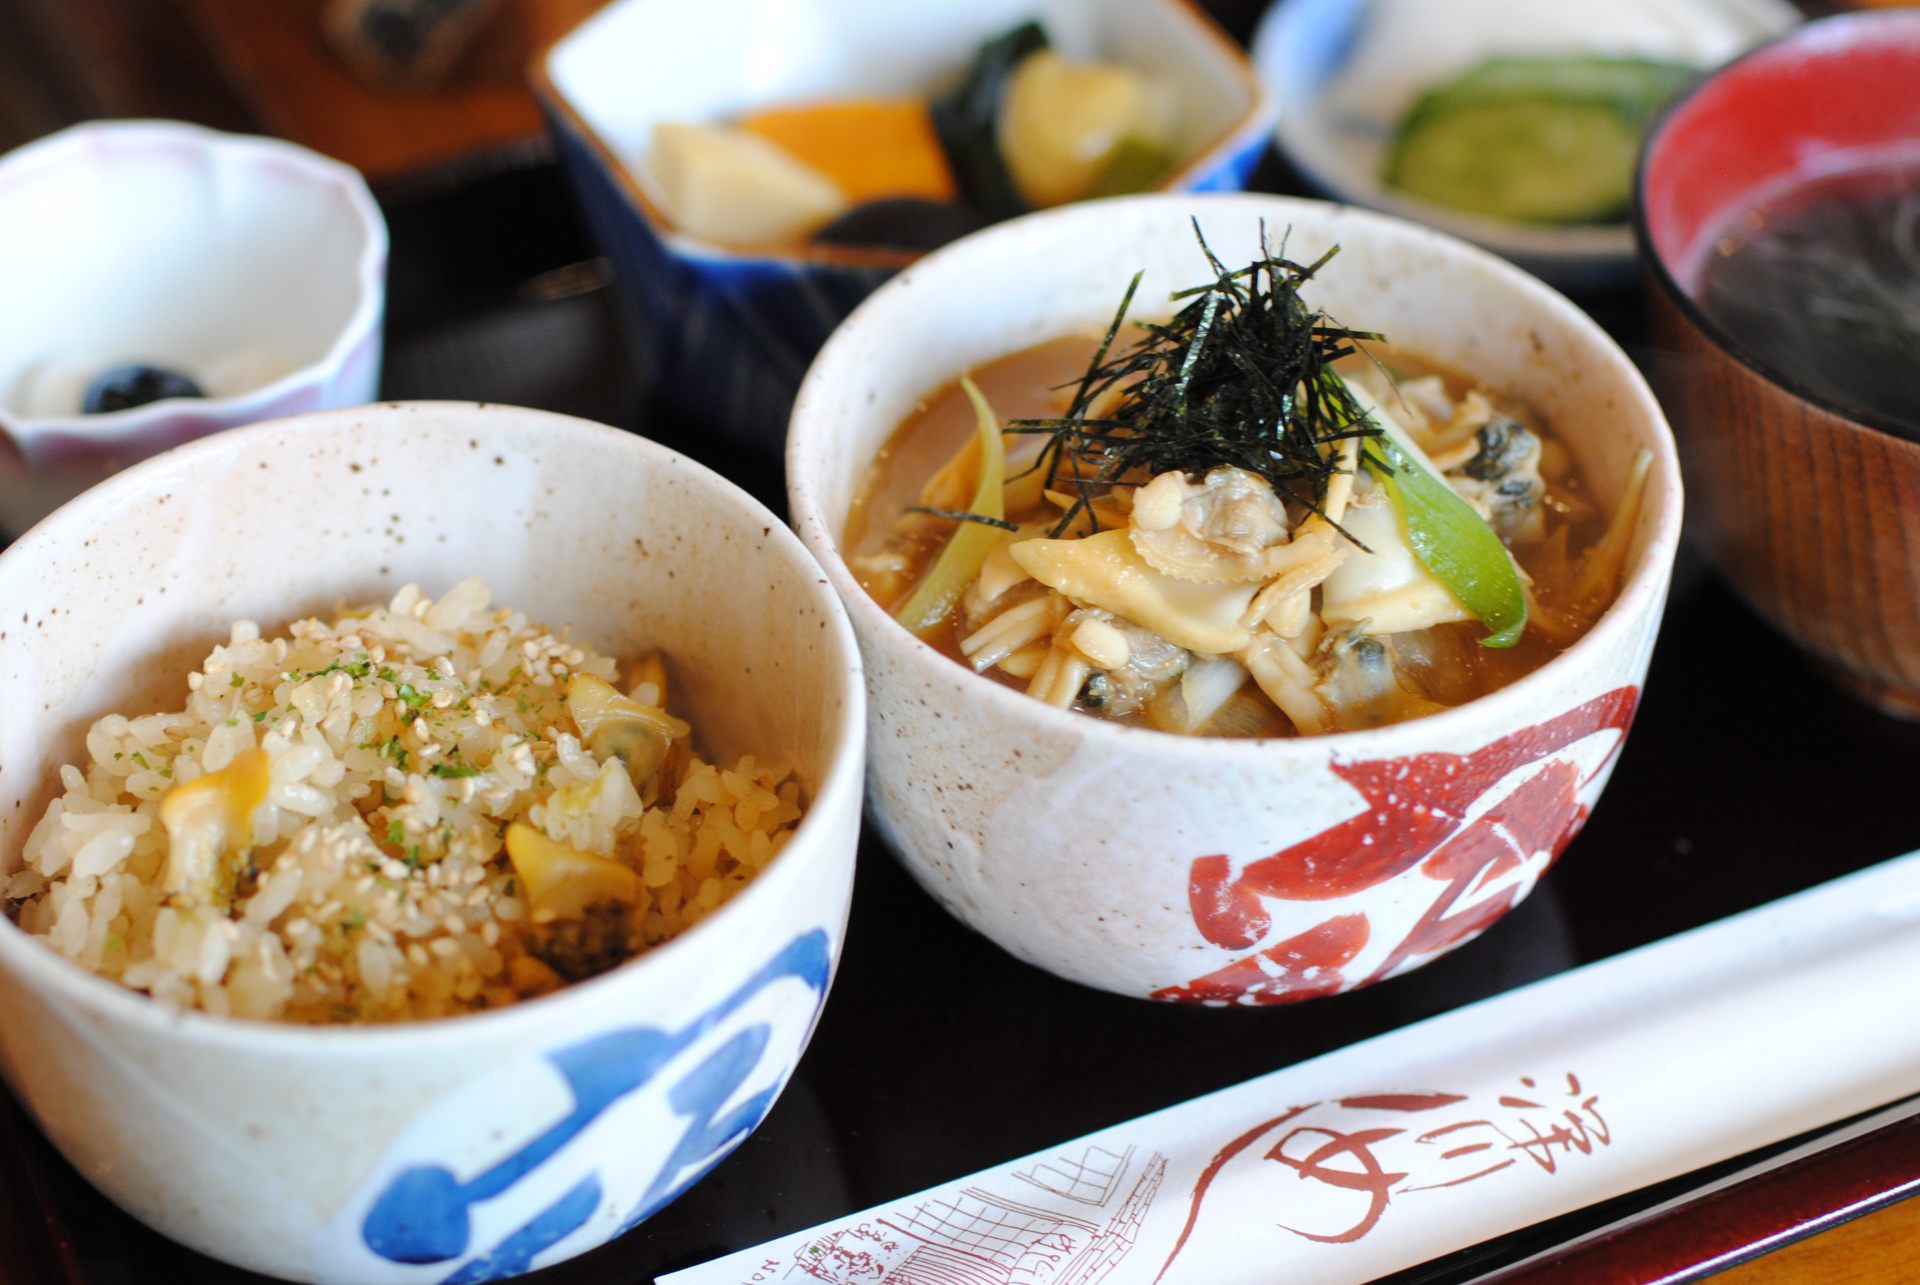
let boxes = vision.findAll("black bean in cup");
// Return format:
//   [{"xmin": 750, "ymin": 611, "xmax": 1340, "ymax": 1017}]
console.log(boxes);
[
  {"xmin": 813, "ymin": 198, "xmax": 988, "ymax": 252},
  {"xmin": 82, "ymin": 364, "xmax": 206, "ymax": 415}
]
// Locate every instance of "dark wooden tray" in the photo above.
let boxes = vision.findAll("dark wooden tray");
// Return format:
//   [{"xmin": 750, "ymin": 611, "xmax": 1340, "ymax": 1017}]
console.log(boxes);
[{"xmin": 5, "ymin": 30, "xmax": 1920, "ymax": 1285}]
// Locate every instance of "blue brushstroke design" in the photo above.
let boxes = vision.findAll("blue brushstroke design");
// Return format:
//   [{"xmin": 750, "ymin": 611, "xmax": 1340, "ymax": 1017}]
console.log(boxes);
[
  {"xmin": 362, "ymin": 929, "xmax": 831, "ymax": 1275},
  {"xmin": 625, "ymin": 1024, "xmax": 777, "ymax": 1230},
  {"xmin": 439, "ymin": 1176, "xmax": 603, "ymax": 1285},
  {"xmin": 1283, "ymin": 0, "xmax": 1369, "ymax": 97}
]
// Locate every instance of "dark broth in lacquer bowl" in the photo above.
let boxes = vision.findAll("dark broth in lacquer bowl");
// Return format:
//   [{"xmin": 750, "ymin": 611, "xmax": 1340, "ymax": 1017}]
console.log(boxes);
[
  {"xmin": 1637, "ymin": 8, "xmax": 1920, "ymax": 715},
  {"xmin": 1693, "ymin": 153, "xmax": 1920, "ymax": 439}
]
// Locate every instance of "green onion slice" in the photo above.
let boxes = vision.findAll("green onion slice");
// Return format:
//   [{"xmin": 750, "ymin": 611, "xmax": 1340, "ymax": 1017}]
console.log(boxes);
[
  {"xmin": 893, "ymin": 377, "xmax": 1007, "ymax": 636},
  {"xmin": 1351, "ymin": 381, "xmax": 1527, "ymax": 648}
]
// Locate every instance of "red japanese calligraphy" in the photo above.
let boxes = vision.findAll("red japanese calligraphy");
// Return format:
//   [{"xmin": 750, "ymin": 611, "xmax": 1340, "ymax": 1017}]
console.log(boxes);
[{"xmin": 1153, "ymin": 1074, "xmax": 1610, "ymax": 1281}]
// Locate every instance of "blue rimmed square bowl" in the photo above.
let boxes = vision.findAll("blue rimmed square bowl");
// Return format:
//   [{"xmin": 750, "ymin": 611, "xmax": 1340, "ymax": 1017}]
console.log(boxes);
[{"xmin": 532, "ymin": 0, "xmax": 1277, "ymax": 449}]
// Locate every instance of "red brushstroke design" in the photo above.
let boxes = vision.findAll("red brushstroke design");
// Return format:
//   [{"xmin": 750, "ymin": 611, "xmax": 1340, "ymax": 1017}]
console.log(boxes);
[
  {"xmin": 1152, "ymin": 1106, "xmax": 1313, "ymax": 1284},
  {"xmin": 1149, "ymin": 914, "xmax": 1370, "ymax": 1005},
  {"xmin": 1156, "ymin": 687, "xmax": 1638, "ymax": 1004},
  {"xmin": 1340, "ymin": 1093, "xmax": 1469, "ymax": 1113},
  {"xmin": 1268, "ymin": 1126, "xmax": 1409, "ymax": 1243}
]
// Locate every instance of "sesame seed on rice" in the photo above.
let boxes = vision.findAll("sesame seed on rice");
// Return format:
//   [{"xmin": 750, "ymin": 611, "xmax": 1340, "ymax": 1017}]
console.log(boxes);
[{"xmin": 4, "ymin": 579, "xmax": 802, "ymax": 1024}]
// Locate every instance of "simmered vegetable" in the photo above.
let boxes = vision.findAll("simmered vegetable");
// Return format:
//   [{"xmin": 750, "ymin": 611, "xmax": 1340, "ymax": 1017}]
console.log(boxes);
[
  {"xmin": 998, "ymin": 50, "xmax": 1176, "ymax": 208},
  {"xmin": 813, "ymin": 197, "xmax": 986, "ymax": 252},
  {"xmin": 930, "ymin": 21, "xmax": 1049, "ymax": 222},
  {"xmin": 649, "ymin": 121, "xmax": 847, "ymax": 243},
  {"xmin": 740, "ymin": 98, "xmax": 957, "ymax": 204},
  {"xmin": 651, "ymin": 20, "xmax": 1182, "ymax": 248}
]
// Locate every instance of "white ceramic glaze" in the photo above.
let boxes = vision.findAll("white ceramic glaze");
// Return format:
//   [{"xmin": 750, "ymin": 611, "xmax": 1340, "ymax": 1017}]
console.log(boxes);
[
  {"xmin": 0, "ymin": 121, "xmax": 388, "ymax": 535},
  {"xmin": 788, "ymin": 193, "xmax": 1681, "ymax": 1004},
  {"xmin": 0, "ymin": 404, "xmax": 865, "ymax": 1282},
  {"xmin": 1251, "ymin": 0, "xmax": 1799, "ymax": 287}
]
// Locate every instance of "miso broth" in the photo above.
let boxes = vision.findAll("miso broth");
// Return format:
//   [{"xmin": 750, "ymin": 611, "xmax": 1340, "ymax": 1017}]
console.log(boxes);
[{"xmin": 847, "ymin": 337, "xmax": 1623, "ymax": 737}]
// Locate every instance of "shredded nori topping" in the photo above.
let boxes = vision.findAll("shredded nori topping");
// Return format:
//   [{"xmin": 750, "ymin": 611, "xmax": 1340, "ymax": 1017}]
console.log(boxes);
[{"xmin": 1007, "ymin": 222, "xmax": 1386, "ymax": 539}]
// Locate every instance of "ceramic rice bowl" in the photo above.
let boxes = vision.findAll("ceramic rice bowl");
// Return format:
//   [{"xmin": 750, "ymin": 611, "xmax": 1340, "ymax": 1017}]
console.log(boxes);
[
  {"xmin": 788, "ymin": 194, "xmax": 1680, "ymax": 1005},
  {"xmin": 0, "ymin": 403, "xmax": 864, "ymax": 1281}
]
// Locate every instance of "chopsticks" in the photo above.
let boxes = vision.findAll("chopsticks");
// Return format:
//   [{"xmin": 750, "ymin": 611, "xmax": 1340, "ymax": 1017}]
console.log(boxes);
[{"xmin": 1472, "ymin": 1096, "xmax": 1920, "ymax": 1283}]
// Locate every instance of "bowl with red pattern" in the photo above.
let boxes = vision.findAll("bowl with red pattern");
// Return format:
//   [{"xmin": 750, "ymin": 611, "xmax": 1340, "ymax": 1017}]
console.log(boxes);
[{"xmin": 788, "ymin": 193, "xmax": 1682, "ymax": 1004}]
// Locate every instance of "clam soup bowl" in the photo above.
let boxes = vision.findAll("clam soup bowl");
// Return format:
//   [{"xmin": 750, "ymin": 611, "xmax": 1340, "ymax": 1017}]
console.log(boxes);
[
  {"xmin": 0, "ymin": 403, "xmax": 864, "ymax": 1282},
  {"xmin": 0, "ymin": 121, "xmax": 387, "ymax": 537},
  {"xmin": 789, "ymin": 194, "xmax": 1680, "ymax": 1005}
]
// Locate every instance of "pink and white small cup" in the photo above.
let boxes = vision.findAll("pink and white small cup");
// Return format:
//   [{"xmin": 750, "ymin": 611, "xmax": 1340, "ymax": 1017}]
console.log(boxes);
[{"xmin": 0, "ymin": 120, "xmax": 387, "ymax": 535}]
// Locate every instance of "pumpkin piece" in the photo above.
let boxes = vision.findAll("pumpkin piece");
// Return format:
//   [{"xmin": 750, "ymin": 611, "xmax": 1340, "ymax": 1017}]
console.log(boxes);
[{"xmin": 740, "ymin": 98, "xmax": 958, "ymax": 204}]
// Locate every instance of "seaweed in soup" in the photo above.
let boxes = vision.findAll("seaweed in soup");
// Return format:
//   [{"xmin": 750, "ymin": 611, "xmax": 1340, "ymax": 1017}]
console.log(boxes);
[{"xmin": 1696, "ymin": 156, "xmax": 1920, "ymax": 437}]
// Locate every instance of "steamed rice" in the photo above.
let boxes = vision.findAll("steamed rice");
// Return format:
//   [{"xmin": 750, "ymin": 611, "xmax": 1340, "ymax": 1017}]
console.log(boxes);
[{"xmin": 2, "ymin": 579, "xmax": 803, "ymax": 1024}]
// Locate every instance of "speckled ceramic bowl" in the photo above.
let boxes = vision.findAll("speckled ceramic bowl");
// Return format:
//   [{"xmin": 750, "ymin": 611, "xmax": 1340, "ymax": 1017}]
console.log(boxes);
[
  {"xmin": 0, "ymin": 403, "xmax": 864, "ymax": 1281},
  {"xmin": 534, "ymin": 0, "xmax": 1276, "ymax": 449},
  {"xmin": 0, "ymin": 120, "xmax": 387, "ymax": 537},
  {"xmin": 789, "ymin": 193, "xmax": 1681, "ymax": 1004}
]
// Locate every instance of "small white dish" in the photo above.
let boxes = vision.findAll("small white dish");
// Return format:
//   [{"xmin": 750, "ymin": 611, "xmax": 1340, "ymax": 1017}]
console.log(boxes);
[
  {"xmin": 1251, "ymin": 0, "xmax": 1800, "ymax": 287},
  {"xmin": 0, "ymin": 120, "xmax": 388, "ymax": 535}
]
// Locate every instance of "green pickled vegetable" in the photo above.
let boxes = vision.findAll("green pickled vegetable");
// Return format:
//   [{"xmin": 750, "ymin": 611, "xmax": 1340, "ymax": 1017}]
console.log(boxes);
[
  {"xmin": 1417, "ymin": 54, "xmax": 1696, "ymax": 124},
  {"xmin": 1387, "ymin": 97, "xmax": 1640, "ymax": 223},
  {"xmin": 1355, "ymin": 386, "xmax": 1527, "ymax": 648},
  {"xmin": 1384, "ymin": 54, "xmax": 1697, "ymax": 225},
  {"xmin": 894, "ymin": 377, "xmax": 1007, "ymax": 635}
]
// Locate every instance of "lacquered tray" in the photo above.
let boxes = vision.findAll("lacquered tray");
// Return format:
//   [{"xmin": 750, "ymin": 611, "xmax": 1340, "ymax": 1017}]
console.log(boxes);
[{"xmin": 3, "ymin": 119, "xmax": 1919, "ymax": 1285}]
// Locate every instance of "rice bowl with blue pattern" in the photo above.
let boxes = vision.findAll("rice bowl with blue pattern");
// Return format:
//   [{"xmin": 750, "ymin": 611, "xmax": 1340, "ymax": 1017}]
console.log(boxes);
[{"xmin": 0, "ymin": 402, "xmax": 865, "ymax": 1282}]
